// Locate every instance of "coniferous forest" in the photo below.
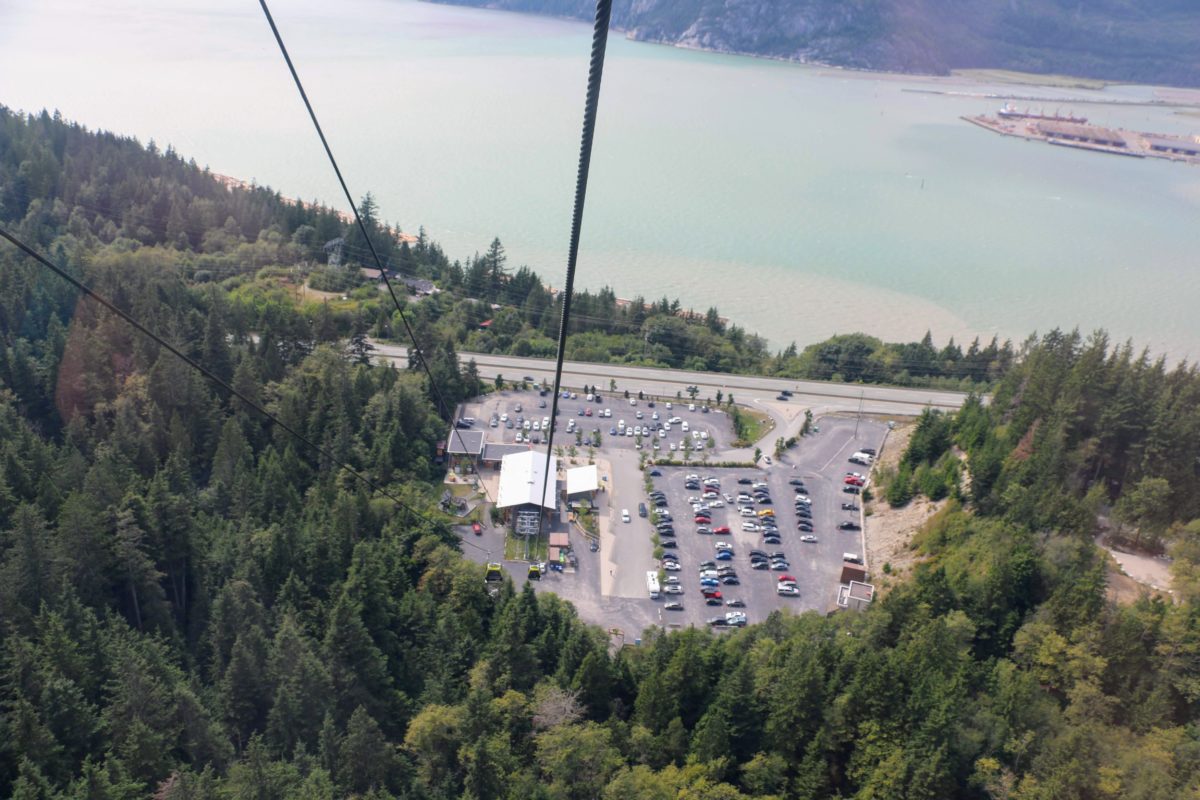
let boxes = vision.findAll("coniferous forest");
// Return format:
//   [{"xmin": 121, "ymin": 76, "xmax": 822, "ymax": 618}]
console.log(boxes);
[{"xmin": 4, "ymin": 106, "xmax": 1200, "ymax": 799}]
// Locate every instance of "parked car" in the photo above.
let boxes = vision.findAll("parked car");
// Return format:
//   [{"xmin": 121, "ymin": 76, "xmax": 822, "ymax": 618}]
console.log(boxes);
[
  {"xmin": 839, "ymin": 521, "xmax": 861, "ymax": 531},
  {"xmin": 725, "ymin": 599, "xmax": 746, "ymax": 607},
  {"xmin": 800, "ymin": 535, "xmax": 817, "ymax": 543},
  {"xmin": 471, "ymin": 522, "xmax": 483, "ymax": 536},
  {"xmin": 664, "ymin": 601, "xmax": 684, "ymax": 610},
  {"xmin": 777, "ymin": 584, "xmax": 800, "ymax": 596}
]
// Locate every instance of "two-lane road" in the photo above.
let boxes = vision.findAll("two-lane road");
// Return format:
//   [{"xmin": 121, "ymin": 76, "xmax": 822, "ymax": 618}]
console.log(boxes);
[{"xmin": 370, "ymin": 342, "xmax": 973, "ymax": 417}]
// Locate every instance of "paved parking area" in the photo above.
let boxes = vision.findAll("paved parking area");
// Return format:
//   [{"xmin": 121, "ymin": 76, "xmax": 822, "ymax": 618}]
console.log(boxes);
[
  {"xmin": 456, "ymin": 385, "xmax": 888, "ymax": 634},
  {"xmin": 464, "ymin": 388, "xmax": 728, "ymax": 459}
]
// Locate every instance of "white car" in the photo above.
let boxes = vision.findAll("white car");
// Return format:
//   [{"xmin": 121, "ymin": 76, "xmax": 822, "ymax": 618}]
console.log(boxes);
[
  {"xmin": 663, "ymin": 561, "xmax": 681, "ymax": 571},
  {"xmin": 636, "ymin": 411, "xmax": 644, "ymax": 419},
  {"xmin": 700, "ymin": 431, "xmax": 709, "ymax": 440},
  {"xmin": 652, "ymin": 412, "xmax": 660, "ymax": 420},
  {"xmin": 741, "ymin": 522, "xmax": 761, "ymax": 532},
  {"xmin": 665, "ymin": 576, "xmax": 681, "ymax": 584},
  {"xmin": 664, "ymin": 584, "xmax": 684, "ymax": 595},
  {"xmin": 739, "ymin": 507, "xmax": 756, "ymax": 517},
  {"xmin": 500, "ymin": 413, "xmax": 509, "ymax": 422},
  {"xmin": 715, "ymin": 541, "xmax": 734, "ymax": 550},
  {"xmin": 723, "ymin": 493, "xmax": 735, "ymax": 503},
  {"xmin": 795, "ymin": 495, "xmax": 812, "ymax": 504},
  {"xmin": 603, "ymin": 408, "xmax": 611, "ymax": 417},
  {"xmin": 709, "ymin": 500, "xmax": 725, "ymax": 508},
  {"xmin": 692, "ymin": 431, "xmax": 700, "ymax": 440},
  {"xmin": 622, "ymin": 509, "xmax": 631, "ymax": 523},
  {"xmin": 666, "ymin": 402, "xmax": 673, "ymax": 409},
  {"xmin": 653, "ymin": 442, "xmax": 661, "ymax": 450},
  {"xmin": 659, "ymin": 430, "xmax": 667, "ymax": 438},
  {"xmin": 777, "ymin": 584, "xmax": 800, "ymax": 596},
  {"xmin": 800, "ymin": 535, "xmax": 818, "ymax": 543},
  {"xmin": 670, "ymin": 444, "xmax": 677, "ymax": 451},
  {"xmin": 663, "ymin": 423, "xmax": 672, "ymax": 432}
]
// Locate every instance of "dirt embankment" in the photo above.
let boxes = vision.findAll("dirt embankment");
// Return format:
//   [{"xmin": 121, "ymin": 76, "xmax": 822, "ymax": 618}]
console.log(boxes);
[{"xmin": 863, "ymin": 422, "xmax": 946, "ymax": 590}]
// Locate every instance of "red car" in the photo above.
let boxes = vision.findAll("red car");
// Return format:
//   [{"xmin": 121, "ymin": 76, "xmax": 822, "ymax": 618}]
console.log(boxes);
[
  {"xmin": 585, "ymin": 408, "xmax": 593, "ymax": 416},
  {"xmin": 472, "ymin": 522, "xmax": 483, "ymax": 536},
  {"xmin": 702, "ymin": 589, "xmax": 722, "ymax": 599},
  {"xmin": 712, "ymin": 526, "xmax": 731, "ymax": 535},
  {"xmin": 843, "ymin": 476, "xmax": 864, "ymax": 486},
  {"xmin": 777, "ymin": 574, "xmax": 797, "ymax": 583},
  {"xmin": 694, "ymin": 515, "xmax": 712, "ymax": 524}
]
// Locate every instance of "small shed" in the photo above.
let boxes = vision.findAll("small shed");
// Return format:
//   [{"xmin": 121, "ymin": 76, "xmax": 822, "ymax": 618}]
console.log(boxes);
[
  {"xmin": 445, "ymin": 429, "xmax": 484, "ymax": 471},
  {"xmin": 838, "ymin": 580, "xmax": 876, "ymax": 611},
  {"xmin": 565, "ymin": 465, "xmax": 599, "ymax": 504},
  {"xmin": 839, "ymin": 563, "xmax": 868, "ymax": 584}
]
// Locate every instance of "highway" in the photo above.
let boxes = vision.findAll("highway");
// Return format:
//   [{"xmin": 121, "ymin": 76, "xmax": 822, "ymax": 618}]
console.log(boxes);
[{"xmin": 370, "ymin": 341, "xmax": 973, "ymax": 417}]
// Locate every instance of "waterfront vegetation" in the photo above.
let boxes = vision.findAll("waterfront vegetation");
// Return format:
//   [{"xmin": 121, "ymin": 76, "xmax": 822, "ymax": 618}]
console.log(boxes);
[{"xmin": 8, "ymin": 106, "xmax": 1200, "ymax": 799}]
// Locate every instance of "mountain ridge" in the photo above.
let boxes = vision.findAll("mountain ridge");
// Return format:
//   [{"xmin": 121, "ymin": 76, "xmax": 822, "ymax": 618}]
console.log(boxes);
[{"xmin": 428, "ymin": 0, "xmax": 1200, "ymax": 87}]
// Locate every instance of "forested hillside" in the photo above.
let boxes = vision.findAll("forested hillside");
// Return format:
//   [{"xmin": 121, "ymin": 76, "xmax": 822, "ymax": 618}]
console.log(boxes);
[
  {"xmin": 433, "ymin": 0, "xmax": 1200, "ymax": 87},
  {"xmin": 5, "ymin": 106, "xmax": 1200, "ymax": 798}
]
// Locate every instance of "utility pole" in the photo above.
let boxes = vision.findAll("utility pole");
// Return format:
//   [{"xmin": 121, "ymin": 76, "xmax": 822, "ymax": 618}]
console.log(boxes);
[{"xmin": 853, "ymin": 389, "xmax": 865, "ymax": 438}]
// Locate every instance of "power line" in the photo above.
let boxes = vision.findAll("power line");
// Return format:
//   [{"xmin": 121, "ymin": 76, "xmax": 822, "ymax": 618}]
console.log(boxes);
[
  {"xmin": 256, "ymin": 0, "xmax": 498, "ymax": 505},
  {"xmin": 0, "ymin": 223, "xmax": 477, "ymax": 547},
  {"xmin": 537, "ymin": 0, "xmax": 613, "ymax": 547}
]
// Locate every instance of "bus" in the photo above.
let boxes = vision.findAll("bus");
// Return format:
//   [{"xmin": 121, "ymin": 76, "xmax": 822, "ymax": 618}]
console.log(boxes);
[{"xmin": 646, "ymin": 571, "xmax": 661, "ymax": 599}]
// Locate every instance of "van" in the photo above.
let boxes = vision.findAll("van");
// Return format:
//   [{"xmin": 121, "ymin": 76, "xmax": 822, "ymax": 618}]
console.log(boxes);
[
  {"xmin": 622, "ymin": 509, "xmax": 631, "ymax": 523},
  {"xmin": 843, "ymin": 553, "xmax": 863, "ymax": 565}
]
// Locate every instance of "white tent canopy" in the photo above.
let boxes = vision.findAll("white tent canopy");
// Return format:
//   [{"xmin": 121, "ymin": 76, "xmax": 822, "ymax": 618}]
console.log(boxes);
[
  {"xmin": 497, "ymin": 451, "xmax": 558, "ymax": 510},
  {"xmin": 565, "ymin": 465, "xmax": 598, "ymax": 496}
]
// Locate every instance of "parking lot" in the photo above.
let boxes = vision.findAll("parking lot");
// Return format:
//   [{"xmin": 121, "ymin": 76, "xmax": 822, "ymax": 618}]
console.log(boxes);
[
  {"xmin": 457, "ymin": 386, "xmax": 887, "ymax": 633},
  {"xmin": 467, "ymin": 388, "xmax": 729, "ymax": 459}
]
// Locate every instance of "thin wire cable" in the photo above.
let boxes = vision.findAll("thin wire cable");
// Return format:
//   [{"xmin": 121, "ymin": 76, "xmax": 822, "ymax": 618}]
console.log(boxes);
[
  {"xmin": 0, "ymin": 223, "xmax": 488, "ymax": 550},
  {"xmin": 536, "ymin": 0, "xmax": 613, "ymax": 545},
  {"xmin": 256, "ymin": 0, "xmax": 497, "ymax": 505}
]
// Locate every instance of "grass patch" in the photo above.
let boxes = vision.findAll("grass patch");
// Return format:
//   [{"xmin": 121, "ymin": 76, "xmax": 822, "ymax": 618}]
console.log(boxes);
[
  {"xmin": 730, "ymin": 405, "xmax": 775, "ymax": 446},
  {"xmin": 504, "ymin": 532, "xmax": 548, "ymax": 562},
  {"xmin": 952, "ymin": 68, "xmax": 1110, "ymax": 90}
]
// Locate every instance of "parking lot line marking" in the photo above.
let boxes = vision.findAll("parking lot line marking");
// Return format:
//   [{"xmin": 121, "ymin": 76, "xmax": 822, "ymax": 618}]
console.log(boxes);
[{"xmin": 817, "ymin": 437, "xmax": 856, "ymax": 473}]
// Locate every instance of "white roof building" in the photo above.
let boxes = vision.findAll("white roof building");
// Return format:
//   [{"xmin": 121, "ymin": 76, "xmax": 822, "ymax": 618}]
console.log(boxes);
[
  {"xmin": 497, "ymin": 451, "xmax": 558, "ymax": 510},
  {"xmin": 565, "ymin": 465, "xmax": 599, "ymax": 496}
]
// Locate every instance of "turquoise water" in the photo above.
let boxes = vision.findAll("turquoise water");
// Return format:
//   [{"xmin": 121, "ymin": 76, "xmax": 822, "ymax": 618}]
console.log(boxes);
[{"xmin": 2, "ymin": 0, "xmax": 1198, "ymax": 355}]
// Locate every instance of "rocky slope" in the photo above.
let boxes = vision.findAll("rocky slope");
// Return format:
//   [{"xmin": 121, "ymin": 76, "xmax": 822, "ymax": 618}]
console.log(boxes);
[{"xmin": 429, "ymin": 0, "xmax": 1200, "ymax": 87}]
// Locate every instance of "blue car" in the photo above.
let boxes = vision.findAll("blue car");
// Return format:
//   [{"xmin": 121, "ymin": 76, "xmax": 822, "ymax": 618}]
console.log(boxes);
[
  {"xmin": 700, "ymin": 578, "xmax": 719, "ymax": 587},
  {"xmin": 562, "ymin": 390, "xmax": 571, "ymax": 398},
  {"xmin": 715, "ymin": 551, "xmax": 734, "ymax": 560}
]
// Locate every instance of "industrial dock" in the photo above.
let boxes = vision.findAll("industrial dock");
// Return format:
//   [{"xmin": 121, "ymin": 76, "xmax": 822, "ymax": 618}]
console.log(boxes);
[{"xmin": 964, "ymin": 106, "xmax": 1200, "ymax": 165}]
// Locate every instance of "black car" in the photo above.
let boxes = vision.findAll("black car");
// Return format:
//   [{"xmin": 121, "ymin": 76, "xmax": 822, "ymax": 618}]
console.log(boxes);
[
  {"xmin": 860, "ymin": 447, "xmax": 876, "ymax": 455},
  {"xmin": 661, "ymin": 539, "xmax": 678, "ymax": 548},
  {"xmin": 841, "ymin": 503, "xmax": 859, "ymax": 511},
  {"xmin": 797, "ymin": 524, "xmax": 813, "ymax": 532},
  {"xmin": 843, "ymin": 486, "xmax": 860, "ymax": 495},
  {"xmin": 750, "ymin": 561, "xmax": 769, "ymax": 570},
  {"xmin": 737, "ymin": 478, "xmax": 753, "ymax": 485},
  {"xmin": 749, "ymin": 549, "xmax": 768, "ymax": 558},
  {"xmin": 757, "ymin": 497, "xmax": 773, "ymax": 505},
  {"xmin": 839, "ymin": 521, "xmax": 861, "ymax": 531},
  {"xmin": 780, "ymin": 389, "xmax": 793, "ymax": 397},
  {"xmin": 788, "ymin": 478, "xmax": 805, "ymax": 486},
  {"xmin": 776, "ymin": 394, "xmax": 789, "ymax": 401},
  {"xmin": 762, "ymin": 536, "xmax": 782, "ymax": 545},
  {"xmin": 706, "ymin": 597, "xmax": 724, "ymax": 606},
  {"xmin": 649, "ymin": 469, "xmax": 662, "ymax": 476},
  {"xmin": 639, "ymin": 503, "xmax": 648, "ymax": 517},
  {"xmin": 769, "ymin": 552, "xmax": 786, "ymax": 559},
  {"xmin": 698, "ymin": 560, "xmax": 717, "ymax": 570},
  {"xmin": 721, "ymin": 576, "xmax": 741, "ymax": 585}
]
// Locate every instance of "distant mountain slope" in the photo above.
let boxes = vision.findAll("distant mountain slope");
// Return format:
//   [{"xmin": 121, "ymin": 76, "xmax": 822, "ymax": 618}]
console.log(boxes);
[{"xmin": 430, "ymin": 0, "xmax": 1200, "ymax": 87}]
